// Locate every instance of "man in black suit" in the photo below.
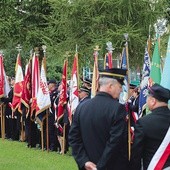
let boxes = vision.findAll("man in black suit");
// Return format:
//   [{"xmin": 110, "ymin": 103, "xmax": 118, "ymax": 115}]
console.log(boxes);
[
  {"xmin": 69, "ymin": 68, "xmax": 129, "ymax": 170},
  {"xmin": 1, "ymin": 77, "xmax": 15, "ymax": 140},
  {"xmin": 48, "ymin": 79, "xmax": 59, "ymax": 151},
  {"xmin": 78, "ymin": 86, "xmax": 91, "ymax": 107},
  {"xmin": 130, "ymin": 83, "xmax": 170, "ymax": 170}
]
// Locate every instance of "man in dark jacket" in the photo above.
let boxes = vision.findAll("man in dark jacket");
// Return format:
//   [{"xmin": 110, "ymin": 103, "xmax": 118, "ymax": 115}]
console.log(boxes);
[
  {"xmin": 78, "ymin": 86, "xmax": 91, "ymax": 106},
  {"xmin": 130, "ymin": 83, "xmax": 170, "ymax": 170},
  {"xmin": 69, "ymin": 68, "xmax": 129, "ymax": 170},
  {"xmin": 48, "ymin": 79, "xmax": 59, "ymax": 151}
]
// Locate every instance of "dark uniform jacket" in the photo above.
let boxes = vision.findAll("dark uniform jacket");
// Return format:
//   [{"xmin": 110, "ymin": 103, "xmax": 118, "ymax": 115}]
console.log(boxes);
[
  {"xmin": 129, "ymin": 95, "xmax": 139, "ymax": 114},
  {"xmin": 1, "ymin": 87, "xmax": 13, "ymax": 117},
  {"xmin": 69, "ymin": 92, "xmax": 128, "ymax": 170},
  {"xmin": 130, "ymin": 106, "xmax": 170, "ymax": 170},
  {"xmin": 77, "ymin": 96, "xmax": 90, "ymax": 108}
]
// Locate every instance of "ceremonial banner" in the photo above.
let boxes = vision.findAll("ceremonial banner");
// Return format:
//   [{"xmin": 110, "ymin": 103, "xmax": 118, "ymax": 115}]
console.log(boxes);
[
  {"xmin": 0, "ymin": 54, "xmax": 10, "ymax": 98},
  {"xmin": 161, "ymin": 36, "xmax": 170, "ymax": 90},
  {"xmin": 104, "ymin": 42, "xmax": 113, "ymax": 69},
  {"xmin": 12, "ymin": 53, "xmax": 24, "ymax": 112},
  {"xmin": 4, "ymin": 70, "xmax": 10, "ymax": 97},
  {"xmin": 69, "ymin": 54, "xmax": 79, "ymax": 119},
  {"xmin": 139, "ymin": 47, "xmax": 151, "ymax": 117},
  {"xmin": 57, "ymin": 60, "xmax": 67, "ymax": 122},
  {"xmin": 31, "ymin": 53, "xmax": 40, "ymax": 114},
  {"xmin": 119, "ymin": 47, "xmax": 128, "ymax": 104},
  {"xmin": 147, "ymin": 127, "xmax": 170, "ymax": 170},
  {"xmin": 104, "ymin": 52, "xmax": 112, "ymax": 69},
  {"xmin": 21, "ymin": 60, "xmax": 31, "ymax": 116},
  {"xmin": 0, "ymin": 54, "xmax": 4, "ymax": 98},
  {"xmin": 36, "ymin": 58, "xmax": 51, "ymax": 115},
  {"xmin": 91, "ymin": 47, "xmax": 99, "ymax": 97},
  {"xmin": 150, "ymin": 40, "xmax": 161, "ymax": 84}
]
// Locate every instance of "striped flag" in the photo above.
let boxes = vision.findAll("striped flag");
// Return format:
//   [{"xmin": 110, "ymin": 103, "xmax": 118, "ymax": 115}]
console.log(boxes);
[{"xmin": 147, "ymin": 127, "xmax": 170, "ymax": 170}]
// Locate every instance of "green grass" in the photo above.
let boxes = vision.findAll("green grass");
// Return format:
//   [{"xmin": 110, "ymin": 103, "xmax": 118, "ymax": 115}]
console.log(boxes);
[{"xmin": 0, "ymin": 139, "xmax": 77, "ymax": 170}]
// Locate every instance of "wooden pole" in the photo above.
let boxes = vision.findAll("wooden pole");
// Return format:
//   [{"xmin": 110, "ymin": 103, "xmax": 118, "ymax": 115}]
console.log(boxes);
[
  {"xmin": 46, "ymin": 110, "xmax": 49, "ymax": 152},
  {"xmin": 0, "ymin": 104, "xmax": 3, "ymax": 138},
  {"xmin": 2, "ymin": 103, "xmax": 5, "ymax": 139},
  {"xmin": 75, "ymin": 45, "xmax": 79, "ymax": 89},
  {"xmin": 41, "ymin": 121, "xmax": 44, "ymax": 151},
  {"xmin": 124, "ymin": 33, "xmax": 131, "ymax": 160},
  {"xmin": 20, "ymin": 116, "xmax": 25, "ymax": 142},
  {"xmin": 62, "ymin": 123, "xmax": 66, "ymax": 155}
]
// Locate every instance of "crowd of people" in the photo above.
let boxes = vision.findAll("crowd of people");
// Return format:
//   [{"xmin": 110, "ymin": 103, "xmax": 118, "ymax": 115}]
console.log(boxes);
[
  {"xmin": 0, "ymin": 67, "xmax": 170, "ymax": 170},
  {"xmin": 0, "ymin": 75, "xmax": 92, "ymax": 154}
]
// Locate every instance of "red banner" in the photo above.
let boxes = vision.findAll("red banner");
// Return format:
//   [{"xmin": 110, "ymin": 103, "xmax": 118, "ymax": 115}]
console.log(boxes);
[
  {"xmin": 12, "ymin": 53, "xmax": 24, "ymax": 112},
  {"xmin": 57, "ymin": 60, "xmax": 67, "ymax": 122},
  {"xmin": 21, "ymin": 60, "xmax": 31, "ymax": 116},
  {"xmin": 31, "ymin": 53, "xmax": 40, "ymax": 115},
  {"xmin": 0, "ymin": 54, "xmax": 4, "ymax": 98}
]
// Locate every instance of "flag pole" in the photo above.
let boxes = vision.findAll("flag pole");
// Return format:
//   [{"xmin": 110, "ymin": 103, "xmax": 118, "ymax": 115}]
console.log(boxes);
[
  {"xmin": 148, "ymin": 25, "xmax": 152, "ymax": 58},
  {"xmin": 91, "ymin": 45, "xmax": 100, "ymax": 97},
  {"xmin": 0, "ymin": 103, "xmax": 5, "ymax": 139},
  {"xmin": 41, "ymin": 117, "xmax": 44, "ymax": 151},
  {"xmin": 16, "ymin": 44, "xmax": 25, "ymax": 142},
  {"xmin": 62, "ymin": 59, "xmax": 68, "ymax": 155},
  {"xmin": 0, "ymin": 50, "xmax": 5, "ymax": 139},
  {"xmin": 124, "ymin": 33, "xmax": 131, "ymax": 160},
  {"xmin": 42, "ymin": 45, "xmax": 50, "ymax": 152},
  {"xmin": 46, "ymin": 109, "xmax": 49, "ymax": 152},
  {"xmin": 76, "ymin": 44, "xmax": 79, "ymax": 90},
  {"xmin": 0, "ymin": 102, "xmax": 1, "ymax": 137}
]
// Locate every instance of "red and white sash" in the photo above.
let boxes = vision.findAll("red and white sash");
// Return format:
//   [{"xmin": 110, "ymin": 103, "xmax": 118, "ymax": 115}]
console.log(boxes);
[{"xmin": 147, "ymin": 126, "xmax": 170, "ymax": 170}]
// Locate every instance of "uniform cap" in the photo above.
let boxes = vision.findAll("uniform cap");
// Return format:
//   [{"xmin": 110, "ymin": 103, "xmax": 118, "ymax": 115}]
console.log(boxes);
[
  {"xmin": 148, "ymin": 83, "xmax": 170, "ymax": 103},
  {"xmin": 79, "ymin": 86, "xmax": 91, "ymax": 94},
  {"xmin": 48, "ymin": 79, "xmax": 56, "ymax": 84},
  {"xmin": 130, "ymin": 83, "xmax": 137, "ymax": 89},
  {"xmin": 99, "ymin": 68, "xmax": 127, "ymax": 85},
  {"xmin": 80, "ymin": 77, "xmax": 92, "ymax": 85}
]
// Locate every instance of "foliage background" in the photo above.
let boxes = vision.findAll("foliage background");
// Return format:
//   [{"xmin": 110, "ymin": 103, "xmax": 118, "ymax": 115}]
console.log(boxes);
[{"xmin": 0, "ymin": 0, "xmax": 169, "ymax": 80}]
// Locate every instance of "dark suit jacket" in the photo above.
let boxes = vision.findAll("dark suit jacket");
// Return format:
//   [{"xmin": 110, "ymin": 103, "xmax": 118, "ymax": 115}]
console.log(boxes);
[
  {"xmin": 69, "ymin": 92, "xmax": 129, "ymax": 170},
  {"xmin": 1, "ymin": 87, "xmax": 13, "ymax": 116},
  {"xmin": 130, "ymin": 106, "xmax": 170, "ymax": 170}
]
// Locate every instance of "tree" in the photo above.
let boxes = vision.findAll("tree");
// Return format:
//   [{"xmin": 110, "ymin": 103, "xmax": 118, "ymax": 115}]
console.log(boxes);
[
  {"xmin": 46, "ymin": 0, "xmax": 168, "ymax": 75},
  {"xmin": 0, "ymin": 0, "xmax": 169, "ymax": 79}
]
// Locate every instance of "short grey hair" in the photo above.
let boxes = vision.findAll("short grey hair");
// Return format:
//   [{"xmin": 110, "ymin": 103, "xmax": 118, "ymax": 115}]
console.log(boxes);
[{"xmin": 99, "ymin": 77, "xmax": 118, "ymax": 87}]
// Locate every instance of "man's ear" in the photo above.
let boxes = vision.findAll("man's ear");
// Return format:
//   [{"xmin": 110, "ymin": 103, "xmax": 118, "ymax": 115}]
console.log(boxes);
[{"xmin": 151, "ymin": 97, "xmax": 156, "ymax": 106}]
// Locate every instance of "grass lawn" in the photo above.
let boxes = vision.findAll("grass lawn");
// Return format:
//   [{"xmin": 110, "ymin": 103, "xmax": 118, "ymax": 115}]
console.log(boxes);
[{"xmin": 0, "ymin": 138, "xmax": 77, "ymax": 170}]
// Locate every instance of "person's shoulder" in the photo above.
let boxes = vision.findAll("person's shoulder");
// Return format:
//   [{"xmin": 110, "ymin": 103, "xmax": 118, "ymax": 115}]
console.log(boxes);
[{"xmin": 137, "ymin": 113, "xmax": 155, "ymax": 128}]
